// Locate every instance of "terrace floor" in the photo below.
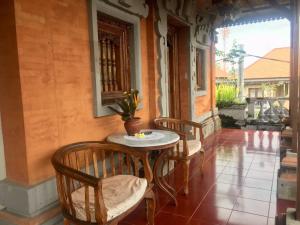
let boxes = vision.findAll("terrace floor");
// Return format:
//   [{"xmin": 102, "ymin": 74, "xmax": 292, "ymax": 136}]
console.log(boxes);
[{"xmin": 121, "ymin": 128, "xmax": 295, "ymax": 225}]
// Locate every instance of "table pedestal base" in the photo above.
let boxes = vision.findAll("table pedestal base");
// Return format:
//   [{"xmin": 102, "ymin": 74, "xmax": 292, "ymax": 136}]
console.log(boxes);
[{"xmin": 153, "ymin": 148, "xmax": 178, "ymax": 206}]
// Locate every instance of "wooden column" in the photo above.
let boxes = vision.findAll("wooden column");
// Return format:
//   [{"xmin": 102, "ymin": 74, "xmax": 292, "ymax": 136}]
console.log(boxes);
[
  {"xmin": 210, "ymin": 33, "xmax": 216, "ymax": 116},
  {"xmin": 291, "ymin": 0, "xmax": 300, "ymax": 220}
]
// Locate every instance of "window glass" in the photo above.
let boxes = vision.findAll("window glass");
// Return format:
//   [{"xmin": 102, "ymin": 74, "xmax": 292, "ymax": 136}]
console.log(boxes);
[{"xmin": 196, "ymin": 48, "xmax": 206, "ymax": 91}]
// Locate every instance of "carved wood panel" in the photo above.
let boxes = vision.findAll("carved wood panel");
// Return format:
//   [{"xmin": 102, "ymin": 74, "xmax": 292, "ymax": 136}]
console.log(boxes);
[{"xmin": 97, "ymin": 13, "xmax": 132, "ymax": 104}]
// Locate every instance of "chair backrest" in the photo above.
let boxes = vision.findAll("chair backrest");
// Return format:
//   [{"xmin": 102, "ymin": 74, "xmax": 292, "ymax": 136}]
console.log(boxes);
[
  {"xmin": 154, "ymin": 117, "xmax": 185, "ymax": 133},
  {"xmin": 52, "ymin": 141, "xmax": 151, "ymax": 224},
  {"xmin": 154, "ymin": 117, "xmax": 204, "ymax": 143}
]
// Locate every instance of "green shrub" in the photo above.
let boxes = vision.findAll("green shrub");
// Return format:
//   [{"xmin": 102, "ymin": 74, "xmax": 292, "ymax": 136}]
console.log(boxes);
[{"xmin": 216, "ymin": 84, "xmax": 239, "ymax": 108}]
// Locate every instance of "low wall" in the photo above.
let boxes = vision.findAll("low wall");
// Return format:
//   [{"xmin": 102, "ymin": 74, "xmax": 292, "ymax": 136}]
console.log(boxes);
[{"xmin": 218, "ymin": 104, "xmax": 247, "ymax": 121}]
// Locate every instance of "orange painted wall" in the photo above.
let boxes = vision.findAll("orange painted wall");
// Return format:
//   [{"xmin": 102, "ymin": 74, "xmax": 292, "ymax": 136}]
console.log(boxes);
[
  {"xmin": 0, "ymin": 0, "xmax": 215, "ymax": 186},
  {"xmin": 0, "ymin": 0, "xmax": 29, "ymax": 184},
  {"xmin": 7, "ymin": 0, "xmax": 152, "ymax": 185},
  {"xmin": 195, "ymin": 48, "xmax": 215, "ymax": 116}
]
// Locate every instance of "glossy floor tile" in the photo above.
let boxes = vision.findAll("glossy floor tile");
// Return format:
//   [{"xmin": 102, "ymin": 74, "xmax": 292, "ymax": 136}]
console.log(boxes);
[
  {"xmin": 122, "ymin": 129, "xmax": 295, "ymax": 225},
  {"xmin": 228, "ymin": 211, "xmax": 268, "ymax": 225}
]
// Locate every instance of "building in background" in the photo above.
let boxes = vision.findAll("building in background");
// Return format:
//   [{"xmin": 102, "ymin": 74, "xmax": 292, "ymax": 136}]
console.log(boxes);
[
  {"xmin": 216, "ymin": 47, "xmax": 290, "ymax": 98},
  {"xmin": 244, "ymin": 47, "xmax": 290, "ymax": 98}
]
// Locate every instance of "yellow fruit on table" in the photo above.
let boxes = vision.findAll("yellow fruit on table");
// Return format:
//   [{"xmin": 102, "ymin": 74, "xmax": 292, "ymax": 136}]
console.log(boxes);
[{"xmin": 134, "ymin": 133, "xmax": 145, "ymax": 138}]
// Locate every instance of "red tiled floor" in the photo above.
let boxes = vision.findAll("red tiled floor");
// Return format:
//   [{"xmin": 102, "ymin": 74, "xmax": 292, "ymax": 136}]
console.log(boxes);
[
  {"xmin": 246, "ymin": 170, "xmax": 274, "ymax": 181},
  {"xmin": 121, "ymin": 129, "xmax": 294, "ymax": 225},
  {"xmin": 154, "ymin": 212, "xmax": 188, "ymax": 225},
  {"xmin": 192, "ymin": 204, "xmax": 232, "ymax": 225},
  {"xmin": 160, "ymin": 194, "xmax": 203, "ymax": 218},
  {"xmin": 238, "ymin": 186, "xmax": 271, "ymax": 202},
  {"xmin": 243, "ymin": 177, "xmax": 273, "ymax": 190},
  {"xmin": 211, "ymin": 183, "xmax": 242, "ymax": 196},
  {"xmin": 228, "ymin": 211, "xmax": 268, "ymax": 225},
  {"xmin": 222, "ymin": 166, "xmax": 248, "ymax": 176},
  {"xmin": 217, "ymin": 174, "xmax": 245, "ymax": 186},
  {"xmin": 233, "ymin": 197, "xmax": 269, "ymax": 216},
  {"xmin": 187, "ymin": 218, "xmax": 224, "ymax": 225},
  {"xmin": 200, "ymin": 192, "xmax": 237, "ymax": 209}
]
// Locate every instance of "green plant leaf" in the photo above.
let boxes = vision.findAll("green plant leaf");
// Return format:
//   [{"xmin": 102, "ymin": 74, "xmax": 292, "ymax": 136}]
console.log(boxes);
[{"xmin": 108, "ymin": 89, "xmax": 140, "ymax": 121}]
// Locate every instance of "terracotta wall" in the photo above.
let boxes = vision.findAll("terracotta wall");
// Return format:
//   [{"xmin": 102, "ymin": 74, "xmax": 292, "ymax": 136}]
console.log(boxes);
[
  {"xmin": 0, "ymin": 0, "xmax": 153, "ymax": 185},
  {"xmin": 195, "ymin": 48, "xmax": 215, "ymax": 117},
  {"xmin": 0, "ymin": 0, "xmax": 215, "ymax": 186}
]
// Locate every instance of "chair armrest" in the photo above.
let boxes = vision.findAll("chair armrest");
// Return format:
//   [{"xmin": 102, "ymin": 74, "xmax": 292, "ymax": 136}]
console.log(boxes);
[
  {"xmin": 52, "ymin": 154, "xmax": 100, "ymax": 187},
  {"xmin": 182, "ymin": 120, "xmax": 203, "ymax": 129},
  {"xmin": 52, "ymin": 157, "xmax": 108, "ymax": 224}
]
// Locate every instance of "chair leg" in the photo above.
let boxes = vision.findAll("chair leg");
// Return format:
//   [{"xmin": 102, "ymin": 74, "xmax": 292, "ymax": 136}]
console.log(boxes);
[
  {"xmin": 183, "ymin": 159, "xmax": 190, "ymax": 195},
  {"xmin": 145, "ymin": 190, "xmax": 156, "ymax": 225},
  {"xmin": 63, "ymin": 219, "xmax": 71, "ymax": 225},
  {"xmin": 199, "ymin": 149, "xmax": 205, "ymax": 176}
]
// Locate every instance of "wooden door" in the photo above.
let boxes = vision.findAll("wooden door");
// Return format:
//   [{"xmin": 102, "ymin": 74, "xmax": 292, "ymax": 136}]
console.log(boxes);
[{"xmin": 167, "ymin": 25, "xmax": 181, "ymax": 119}]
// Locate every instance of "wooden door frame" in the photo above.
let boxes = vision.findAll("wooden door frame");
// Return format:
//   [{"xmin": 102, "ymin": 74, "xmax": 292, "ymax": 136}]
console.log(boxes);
[
  {"xmin": 166, "ymin": 16, "xmax": 190, "ymax": 120},
  {"xmin": 291, "ymin": 0, "xmax": 300, "ymax": 220},
  {"xmin": 167, "ymin": 23, "xmax": 181, "ymax": 119}
]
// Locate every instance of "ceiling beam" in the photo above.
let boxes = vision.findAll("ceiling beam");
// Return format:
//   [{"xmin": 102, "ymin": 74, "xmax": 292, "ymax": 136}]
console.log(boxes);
[
  {"xmin": 266, "ymin": 0, "xmax": 291, "ymax": 19},
  {"xmin": 245, "ymin": 0, "xmax": 254, "ymax": 10}
]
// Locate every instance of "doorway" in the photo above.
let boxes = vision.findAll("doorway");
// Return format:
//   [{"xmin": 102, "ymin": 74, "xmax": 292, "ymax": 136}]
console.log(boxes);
[
  {"xmin": 167, "ymin": 17, "xmax": 189, "ymax": 119},
  {"xmin": 167, "ymin": 24, "xmax": 180, "ymax": 119}
]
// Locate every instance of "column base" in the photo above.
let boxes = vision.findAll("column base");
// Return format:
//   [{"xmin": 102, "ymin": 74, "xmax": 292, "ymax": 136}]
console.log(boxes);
[
  {"xmin": 0, "ymin": 178, "xmax": 62, "ymax": 225},
  {"xmin": 0, "ymin": 178, "xmax": 58, "ymax": 217},
  {"xmin": 0, "ymin": 206, "xmax": 62, "ymax": 225}
]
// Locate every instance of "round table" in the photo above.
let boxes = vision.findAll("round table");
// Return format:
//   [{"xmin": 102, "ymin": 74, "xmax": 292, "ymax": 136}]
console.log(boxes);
[{"xmin": 107, "ymin": 129, "xmax": 180, "ymax": 205}]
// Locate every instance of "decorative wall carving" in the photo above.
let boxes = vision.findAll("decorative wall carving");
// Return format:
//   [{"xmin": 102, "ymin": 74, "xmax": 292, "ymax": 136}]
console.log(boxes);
[
  {"xmin": 194, "ymin": 13, "xmax": 213, "ymax": 45},
  {"xmin": 155, "ymin": 0, "xmax": 214, "ymax": 120},
  {"xmin": 163, "ymin": 0, "xmax": 194, "ymax": 21},
  {"xmin": 102, "ymin": 0, "xmax": 149, "ymax": 18}
]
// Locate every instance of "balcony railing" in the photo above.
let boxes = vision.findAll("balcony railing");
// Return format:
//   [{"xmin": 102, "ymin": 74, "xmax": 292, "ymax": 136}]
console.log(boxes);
[{"xmin": 246, "ymin": 97, "xmax": 289, "ymax": 126}]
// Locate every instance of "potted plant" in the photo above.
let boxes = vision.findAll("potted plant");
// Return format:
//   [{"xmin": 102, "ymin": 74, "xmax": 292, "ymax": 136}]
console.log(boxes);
[{"xmin": 108, "ymin": 89, "xmax": 142, "ymax": 136}]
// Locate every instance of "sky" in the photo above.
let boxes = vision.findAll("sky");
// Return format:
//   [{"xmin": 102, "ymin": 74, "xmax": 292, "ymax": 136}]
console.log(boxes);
[{"xmin": 215, "ymin": 19, "xmax": 291, "ymax": 68}]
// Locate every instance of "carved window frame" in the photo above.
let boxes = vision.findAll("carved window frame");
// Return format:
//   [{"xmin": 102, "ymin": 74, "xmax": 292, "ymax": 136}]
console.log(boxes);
[
  {"xmin": 88, "ymin": 0, "xmax": 143, "ymax": 117},
  {"xmin": 195, "ymin": 45, "xmax": 208, "ymax": 97},
  {"xmin": 97, "ymin": 13, "xmax": 133, "ymax": 105}
]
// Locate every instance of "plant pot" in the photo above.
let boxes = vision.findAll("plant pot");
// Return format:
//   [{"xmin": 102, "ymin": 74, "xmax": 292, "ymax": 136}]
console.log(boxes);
[{"xmin": 124, "ymin": 118, "xmax": 142, "ymax": 136}]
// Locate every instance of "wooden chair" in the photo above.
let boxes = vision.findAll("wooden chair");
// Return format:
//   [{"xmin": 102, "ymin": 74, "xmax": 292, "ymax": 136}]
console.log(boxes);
[
  {"xmin": 52, "ymin": 141, "xmax": 155, "ymax": 225},
  {"xmin": 153, "ymin": 118, "xmax": 205, "ymax": 195}
]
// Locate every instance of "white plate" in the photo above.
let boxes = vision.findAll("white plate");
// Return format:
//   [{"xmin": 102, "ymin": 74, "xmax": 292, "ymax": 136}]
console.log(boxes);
[{"xmin": 124, "ymin": 131, "xmax": 165, "ymax": 142}]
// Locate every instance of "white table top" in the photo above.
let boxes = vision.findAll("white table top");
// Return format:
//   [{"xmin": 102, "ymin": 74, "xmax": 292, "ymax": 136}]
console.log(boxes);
[{"xmin": 107, "ymin": 129, "xmax": 180, "ymax": 148}]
